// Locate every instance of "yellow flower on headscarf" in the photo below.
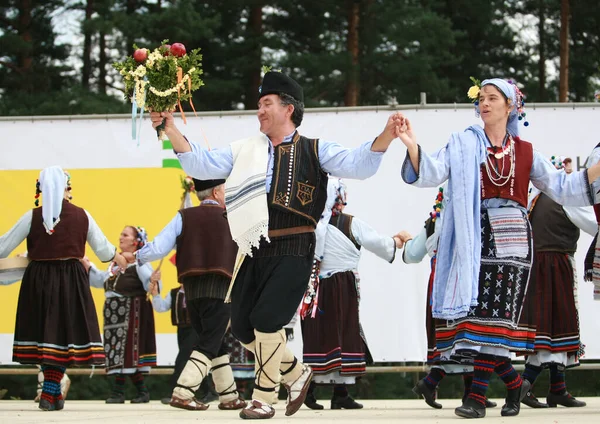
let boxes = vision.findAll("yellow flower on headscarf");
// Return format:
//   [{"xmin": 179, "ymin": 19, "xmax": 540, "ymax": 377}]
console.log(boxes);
[{"xmin": 467, "ymin": 85, "xmax": 480, "ymax": 100}]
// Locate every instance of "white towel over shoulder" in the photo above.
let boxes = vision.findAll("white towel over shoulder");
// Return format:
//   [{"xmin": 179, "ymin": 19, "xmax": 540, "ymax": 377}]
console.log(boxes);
[{"xmin": 225, "ymin": 134, "xmax": 271, "ymax": 256}]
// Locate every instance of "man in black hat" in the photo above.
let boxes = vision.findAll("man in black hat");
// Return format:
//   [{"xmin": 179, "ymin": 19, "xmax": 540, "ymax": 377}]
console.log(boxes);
[
  {"xmin": 127, "ymin": 178, "xmax": 246, "ymax": 412},
  {"xmin": 150, "ymin": 71, "xmax": 400, "ymax": 419}
]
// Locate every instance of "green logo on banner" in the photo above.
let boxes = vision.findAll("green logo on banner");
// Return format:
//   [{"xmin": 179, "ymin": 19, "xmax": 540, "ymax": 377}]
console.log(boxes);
[{"xmin": 162, "ymin": 139, "xmax": 182, "ymax": 169}]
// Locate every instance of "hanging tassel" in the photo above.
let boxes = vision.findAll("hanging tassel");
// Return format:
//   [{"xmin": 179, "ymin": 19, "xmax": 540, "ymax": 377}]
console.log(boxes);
[{"xmin": 131, "ymin": 84, "xmax": 138, "ymax": 141}]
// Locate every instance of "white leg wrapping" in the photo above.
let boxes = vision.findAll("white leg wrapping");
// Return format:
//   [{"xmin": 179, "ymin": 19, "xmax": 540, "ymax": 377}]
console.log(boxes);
[
  {"xmin": 272, "ymin": 382, "xmax": 280, "ymax": 404},
  {"xmin": 252, "ymin": 329, "xmax": 286, "ymax": 404},
  {"xmin": 211, "ymin": 355, "xmax": 238, "ymax": 403},
  {"xmin": 280, "ymin": 346, "xmax": 303, "ymax": 384},
  {"xmin": 173, "ymin": 351, "xmax": 210, "ymax": 400}
]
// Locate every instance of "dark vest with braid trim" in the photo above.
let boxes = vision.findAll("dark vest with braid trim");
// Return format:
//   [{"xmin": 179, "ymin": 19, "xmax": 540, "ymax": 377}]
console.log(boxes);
[
  {"xmin": 330, "ymin": 213, "xmax": 361, "ymax": 251},
  {"xmin": 530, "ymin": 192, "xmax": 580, "ymax": 253},
  {"xmin": 104, "ymin": 265, "xmax": 147, "ymax": 297},
  {"xmin": 254, "ymin": 133, "xmax": 328, "ymax": 258},
  {"xmin": 170, "ymin": 287, "xmax": 192, "ymax": 328},
  {"xmin": 480, "ymin": 137, "xmax": 533, "ymax": 208},
  {"xmin": 27, "ymin": 200, "xmax": 89, "ymax": 260},
  {"xmin": 175, "ymin": 204, "xmax": 238, "ymax": 281}
]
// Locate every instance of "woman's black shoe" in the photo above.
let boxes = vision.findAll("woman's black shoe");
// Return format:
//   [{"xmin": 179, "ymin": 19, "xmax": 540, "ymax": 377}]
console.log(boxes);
[
  {"xmin": 500, "ymin": 379, "xmax": 529, "ymax": 417},
  {"xmin": 455, "ymin": 398, "xmax": 486, "ymax": 419},
  {"xmin": 522, "ymin": 390, "xmax": 548, "ymax": 408},
  {"xmin": 105, "ymin": 393, "xmax": 125, "ymax": 404},
  {"xmin": 304, "ymin": 392, "xmax": 324, "ymax": 410},
  {"xmin": 547, "ymin": 392, "xmax": 586, "ymax": 408},
  {"xmin": 331, "ymin": 395, "xmax": 363, "ymax": 409},
  {"xmin": 413, "ymin": 378, "xmax": 442, "ymax": 409},
  {"xmin": 484, "ymin": 399, "xmax": 497, "ymax": 408}
]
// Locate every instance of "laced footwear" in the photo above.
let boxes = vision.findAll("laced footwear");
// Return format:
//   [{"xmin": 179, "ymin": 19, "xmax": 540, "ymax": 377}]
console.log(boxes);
[
  {"xmin": 170, "ymin": 395, "xmax": 209, "ymax": 411},
  {"xmin": 239, "ymin": 399, "xmax": 276, "ymax": 419},
  {"xmin": 281, "ymin": 365, "xmax": 313, "ymax": 416},
  {"xmin": 219, "ymin": 396, "xmax": 247, "ymax": 410}
]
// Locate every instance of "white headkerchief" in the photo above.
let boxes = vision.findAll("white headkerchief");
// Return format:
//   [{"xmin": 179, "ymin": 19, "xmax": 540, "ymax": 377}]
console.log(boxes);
[
  {"xmin": 314, "ymin": 178, "xmax": 347, "ymax": 260},
  {"xmin": 38, "ymin": 166, "xmax": 68, "ymax": 234}
]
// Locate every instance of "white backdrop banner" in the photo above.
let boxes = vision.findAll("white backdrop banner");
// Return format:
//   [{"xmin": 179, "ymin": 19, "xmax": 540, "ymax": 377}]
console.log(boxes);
[{"xmin": 1, "ymin": 103, "xmax": 599, "ymax": 365}]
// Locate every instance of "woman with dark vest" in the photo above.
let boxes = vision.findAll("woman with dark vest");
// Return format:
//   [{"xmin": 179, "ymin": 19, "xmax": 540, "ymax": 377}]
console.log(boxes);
[
  {"xmin": 149, "ymin": 282, "xmax": 201, "ymax": 404},
  {"xmin": 404, "ymin": 188, "xmax": 496, "ymax": 410},
  {"xmin": 584, "ymin": 143, "xmax": 600, "ymax": 299},
  {"xmin": 301, "ymin": 178, "xmax": 403, "ymax": 410},
  {"xmin": 520, "ymin": 160, "xmax": 596, "ymax": 409},
  {"xmin": 87, "ymin": 225, "xmax": 158, "ymax": 404},
  {"xmin": 397, "ymin": 78, "xmax": 600, "ymax": 419},
  {"xmin": 149, "ymin": 70, "xmax": 399, "ymax": 419},
  {"xmin": 127, "ymin": 178, "xmax": 246, "ymax": 411},
  {"xmin": 0, "ymin": 166, "xmax": 126, "ymax": 411}
]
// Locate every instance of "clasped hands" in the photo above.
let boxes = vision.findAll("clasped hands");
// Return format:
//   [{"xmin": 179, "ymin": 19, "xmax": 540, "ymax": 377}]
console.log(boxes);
[{"xmin": 393, "ymin": 231, "xmax": 413, "ymax": 249}]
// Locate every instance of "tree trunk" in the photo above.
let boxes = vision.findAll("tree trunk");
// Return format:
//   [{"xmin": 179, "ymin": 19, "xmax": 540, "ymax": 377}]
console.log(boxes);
[
  {"xmin": 358, "ymin": 0, "xmax": 374, "ymax": 104},
  {"xmin": 537, "ymin": 0, "xmax": 546, "ymax": 101},
  {"xmin": 244, "ymin": 3, "xmax": 263, "ymax": 110},
  {"xmin": 345, "ymin": 0, "xmax": 360, "ymax": 106},
  {"xmin": 98, "ymin": 30, "xmax": 107, "ymax": 94},
  {"xmin": 17, "ymin": 0, "xmax": 33, "ymax": 78},
  {"xmin": 558, "ymin": 0, "xmax": 570, "ymax": 102},
  {"xmin": 82, "ymin": 0, "xmax": 95, "ymax": 89}
]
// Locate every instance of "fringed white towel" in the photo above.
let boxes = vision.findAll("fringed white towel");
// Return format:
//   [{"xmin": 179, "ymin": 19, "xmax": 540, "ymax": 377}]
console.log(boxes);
[{"xmin": 225, "ymin": 134, "xmax": 271, "ymax": 256}]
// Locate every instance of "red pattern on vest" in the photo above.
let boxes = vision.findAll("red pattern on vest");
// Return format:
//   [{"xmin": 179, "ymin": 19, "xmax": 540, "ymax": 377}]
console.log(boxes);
[
  {"xmin": 175, "ymin": 204, "xmax": 238, "ymax": 281},
  {"xmin": 480, "ymin": 137, "xmax": 533, "ymax": 208},
  {"xmin": 27, "ymin": 200, "xmax": 89, "ymax": 260}
]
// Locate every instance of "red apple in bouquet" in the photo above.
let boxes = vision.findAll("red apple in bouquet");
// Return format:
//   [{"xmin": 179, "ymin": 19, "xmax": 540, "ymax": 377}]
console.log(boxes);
[
  {"xmin": 133, "ymin": 48, "xmax": 148, "ymax": 63},
  {"xmin": 162, "ymin": 44, "xmax": 172, "ymax": 56},
  {"xmin": 170, "ymin": 43, "xmax": 186, "ymax": 57}
]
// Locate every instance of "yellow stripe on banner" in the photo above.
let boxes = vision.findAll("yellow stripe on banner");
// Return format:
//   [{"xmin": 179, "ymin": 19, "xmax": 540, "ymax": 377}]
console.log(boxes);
[{"xmin": 0, "ymin": 168, "xmax": 199, "ymax": 335}]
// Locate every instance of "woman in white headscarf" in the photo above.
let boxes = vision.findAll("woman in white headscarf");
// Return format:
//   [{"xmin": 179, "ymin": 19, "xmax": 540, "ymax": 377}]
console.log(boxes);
[
  {"xmin": 396, "ymin": 78, "xmax": 600, "ymax": 419},
  {"xmin": 300, "ymin": 178, "xmax": 404, "ymax": 410},
  {"xmin": 0, "ymin": 166, "xmax": 126, "ymax": 411}
]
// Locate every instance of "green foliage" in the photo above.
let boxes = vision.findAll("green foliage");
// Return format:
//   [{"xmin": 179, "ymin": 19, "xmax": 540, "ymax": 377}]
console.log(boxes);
[
  {"xmin": 1, "ymin": 0, "xmax": 600, "ymax": 115},
  {"xmin": 2, "ymin": 366, "xmax": 600, "ymax": 401},
  {"xmin": 0, "ymin": 87, "xmax": 129, "ymax": 116}
]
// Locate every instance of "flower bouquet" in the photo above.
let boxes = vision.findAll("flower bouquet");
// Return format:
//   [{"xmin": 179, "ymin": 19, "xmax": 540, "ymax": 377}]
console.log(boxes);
[
  {"xmin": 180, "ymin": 175, "xmax": 195, "ymax": 210},
  {"xmin": 113, "ymin": 40, "xmax": 204, "ymax": 141}
]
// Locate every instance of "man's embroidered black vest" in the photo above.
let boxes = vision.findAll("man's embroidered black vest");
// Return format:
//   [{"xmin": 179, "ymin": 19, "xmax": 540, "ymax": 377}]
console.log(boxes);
[{"xmin": 254, "ymin": 133, "xmax": 328, "ymax": 258}]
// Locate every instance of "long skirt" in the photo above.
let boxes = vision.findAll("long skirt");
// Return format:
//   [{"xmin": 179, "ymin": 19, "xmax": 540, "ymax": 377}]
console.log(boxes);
[
  {"xmin": 425, "ymin": 258, "xmax": 440, "ymax": 364},
  {"xmin": 13, "ymin": 260, "xmax": 105, "ymax": 367},
  {"xmin": 520, "ymin": 251, "xmax": 581, "ymax": 367},
  {"xmin": 301, "ymin": 270, "xmax": 367, "ymax": 382},
  {"xmin": 435, "ymin": 209, "xmax": 537, "ymax": 363},
  {"xmin": 103, "ymin": 295, "xmax": 156, "ymax": 374}
]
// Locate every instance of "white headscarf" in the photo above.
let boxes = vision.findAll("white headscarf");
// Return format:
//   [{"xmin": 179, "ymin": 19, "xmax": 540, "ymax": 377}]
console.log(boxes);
[
  {"xmin": 314, "ymin": 178, "xmax": 347, "ymax": 260},
  {"xmin": 38, "ymin": 166, "xmax": 68, "ymax": 234}
]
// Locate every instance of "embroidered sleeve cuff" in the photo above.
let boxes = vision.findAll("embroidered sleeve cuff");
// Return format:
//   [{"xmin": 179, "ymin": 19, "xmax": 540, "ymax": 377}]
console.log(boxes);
[
  {"xmin": 105, "ymin": 248, "xmax": 117, "ymax": 263},
  {"xmin": 389, "ymin": 241, "xmax": 397, "ymax": 264},
  {"xmin": 133, "ymin": 250, "xmax": 146, "ymax": 267},
  {"xmin": 583, "ymin": 169, "xmax": 594, "ymax": 205},
  {"xmin": 401, "ymin": 144, "xmax": 422, "ymax": 184},
  {"xmin": 367, "ymin": 137, "xmax": 386, "ymax": 156}
]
